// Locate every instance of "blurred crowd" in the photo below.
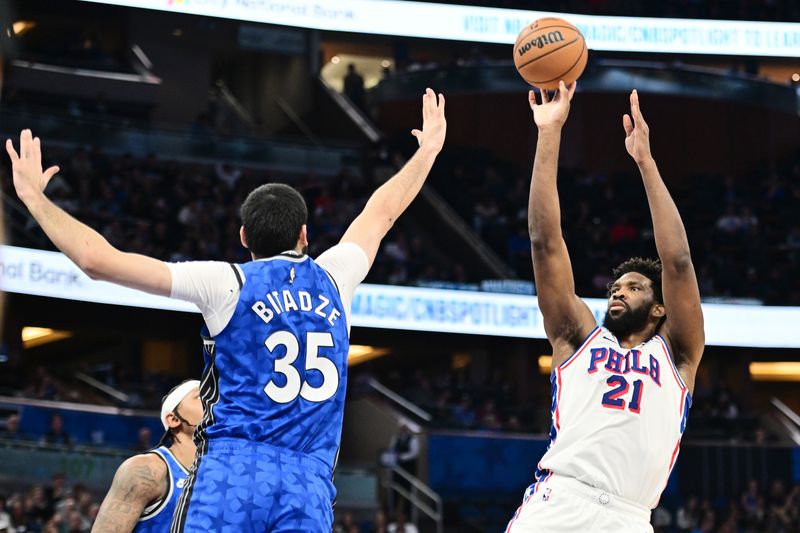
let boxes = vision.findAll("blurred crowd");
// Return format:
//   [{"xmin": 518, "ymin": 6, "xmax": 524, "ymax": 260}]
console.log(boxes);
[
  {"xmin": 652, "ymin": 480, "xmax": 800, "ymax": 533},
  {"xmin": 0, "ymin": 474, "xmax": 100, "ymax": 533},
  {"xmin": 428, "ymin": 148, "xmax": 800, "ymax": 305},
  {"xmin": 0, "ymin": 145, "xmax": 459, "ymax": 288}
]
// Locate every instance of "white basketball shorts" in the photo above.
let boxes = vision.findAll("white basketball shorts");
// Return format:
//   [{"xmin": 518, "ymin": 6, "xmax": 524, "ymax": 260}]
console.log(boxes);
[{"xmin": 505, "ymin": 474, "xmax": 654, "ymax": 533}]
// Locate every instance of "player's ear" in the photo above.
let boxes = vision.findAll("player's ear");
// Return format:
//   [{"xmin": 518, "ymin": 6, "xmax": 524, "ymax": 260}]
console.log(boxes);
[
  {"xmin": 298, "ymin": 224, "xmax": 308, "ymax": 248},
  {"xmin": 165, "ymin": 412, "xmax": 181, "ymax": 430},
  {"xmin": 651, "ymin": 302, "xmax": 666, "ymax": 318},
  {"xmin": 240, "ymin": 226, "xmax": 248, "ymax": 249}
]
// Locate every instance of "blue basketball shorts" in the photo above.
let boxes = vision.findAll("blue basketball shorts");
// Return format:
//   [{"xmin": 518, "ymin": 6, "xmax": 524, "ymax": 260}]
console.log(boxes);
[{"xmin": 171, "ymin": 438, "xmax": 335, "ymax": 533}]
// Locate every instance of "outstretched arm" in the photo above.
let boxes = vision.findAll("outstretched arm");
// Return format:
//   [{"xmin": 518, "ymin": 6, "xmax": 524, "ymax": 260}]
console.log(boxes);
[
  {"xmin": 528, "ymin": 82, "xmax": 595, "ymax": 358},
  {"xmin": 341, "ymin": 88, "xmax": 446, "ymax": 267},
  {"xmin": 6, "ymin": 130, "xmax": 172, "ymax": 295},
  {"xmin": 92, "ymin": 455, "xmax": 166, "ymax": 533},
  {"xmin": 623, "ymin": 90, "xmax": 704, "ymax": 381}
]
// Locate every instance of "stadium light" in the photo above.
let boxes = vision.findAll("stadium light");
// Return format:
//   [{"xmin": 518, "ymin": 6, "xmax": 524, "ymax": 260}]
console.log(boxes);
[
  {"xmin": 21, "ymin": 327, "xmax": 73, "ymax": 348},
  {"xmin": 348, "ymin": 345, "xmax": 390, "ymax": 366},
  {"xmin": 749, "ymin": 362, "xmax": 800, "ymax": 382}
]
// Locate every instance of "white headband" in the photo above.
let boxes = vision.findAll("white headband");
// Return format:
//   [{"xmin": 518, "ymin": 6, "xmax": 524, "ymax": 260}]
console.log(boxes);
[{"xmin": 161, "ymin": 380, "xmax": 201, "ymax": 430}]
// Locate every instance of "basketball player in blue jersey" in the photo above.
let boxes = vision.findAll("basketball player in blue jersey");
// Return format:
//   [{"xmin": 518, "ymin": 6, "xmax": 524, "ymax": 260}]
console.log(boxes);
[
  {"xmin": 505, "ymin": 83, "xmax": 705, "ymax": 532},
  {"xmin": 92, "ymin": 380, "xmax": 201, "ymax": 533},
  {"xmin": 7, "ymin": 88, "xmax": 447, "ymax": 532}
]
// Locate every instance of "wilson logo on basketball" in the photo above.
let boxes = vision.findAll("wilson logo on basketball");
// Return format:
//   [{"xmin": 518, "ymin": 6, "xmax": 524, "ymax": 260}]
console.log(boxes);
[{"xmin": 517, "ymin": 31, "xmax": 566, "ymax": 55}]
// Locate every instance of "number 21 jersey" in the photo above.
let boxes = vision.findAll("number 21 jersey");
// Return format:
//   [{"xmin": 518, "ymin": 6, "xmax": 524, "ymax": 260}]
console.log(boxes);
[
  {"xmin": 536, "ymin": 326, "xmax": 692, "ymax": 509},
  {"xmin": 196, "ymin": 253, "xmax": 350, "ymax": 474}
]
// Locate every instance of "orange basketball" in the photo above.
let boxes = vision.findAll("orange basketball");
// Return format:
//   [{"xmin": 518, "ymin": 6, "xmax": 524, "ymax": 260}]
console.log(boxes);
[{"xmin": 513, "ymin": 17, "xmax": 588, "ymax": 90}]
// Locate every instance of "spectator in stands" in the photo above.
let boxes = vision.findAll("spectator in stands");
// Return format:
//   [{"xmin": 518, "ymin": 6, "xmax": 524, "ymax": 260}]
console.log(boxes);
[
  {"xmin": 387, "ymin": 511, "xmax": 417, "ymax": 533},
  {"xmin": 371, "ymin": 510, "xmax": 387, "ymax": 533},
  {"xmin": 41, "ymin": 414, "xmax": 72, "ymax": 446},
  {"xmin": 133, "ymin": 426, "xmax": 153, "ymax": 452},
  {"xmin": 344, "ymin": 64, "xmax": 366, "ymax": 111},
  {"xmin": 389, "ymin": 424, "xmax": 420, "ymax": 479},
  {"xmin": 0, "ymin": 414, "xmax": 26, "ymax": 441},
  {"xmin": 334, "ymin": 511, "xmax": 357, "ymax": 533},
  {"xmin": 0, "ymin": 494, "xmax": 10, "ymax": 533},
  {"xmin": 676, "ymin": 496, "xmax": 699, "ymax": 532}
]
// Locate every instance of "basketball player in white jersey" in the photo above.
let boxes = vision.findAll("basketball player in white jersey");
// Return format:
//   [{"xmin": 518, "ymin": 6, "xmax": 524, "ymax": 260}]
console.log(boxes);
[
  {"xmin": 93, "ymin": 381, "xmax": 201, "ymax": 533},
  {"xmin": 505, "ymin": 83, "xmax": 704, "ymax": 532}
]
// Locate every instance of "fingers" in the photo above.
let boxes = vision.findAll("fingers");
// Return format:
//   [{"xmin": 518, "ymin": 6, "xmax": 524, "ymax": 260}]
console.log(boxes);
[
  {"xmin": 631, "ymin": 89, "xmax": 646, "ymax": 126},
  {"xmin": 33, "ymin": 137, "xmax": 42, "ymax": 166},
  {"xmin": 43, "ymin": 165, "xmax": 60, "ymax": 182},
  {"xmin": 566, "ymin": 81, "xmax": 577, "ymax": 101},
  {"xmin": 20, "ymin": 129, "xmax": 33, "ymax": 159},
  {"xmin": 528, "ymin": 90, "xmax": 537, "ymax": 107},
  {"xmin": 437, "ymin": 92, "xmax": 445, "ymax": 113},
  {"xmin": 540, "ymin": 87, "xmax": 550, "ymax": 104},
  {"xmin": 623, "ymin": 114, "xmax": 633, "ymax": 136},
  {"xmin": 5, "ymin": 139, "xmax": 19, "ymax": 162},
  {"xmin": 558, "ymin": 81, "xmax": 568, "ymax": 102}
]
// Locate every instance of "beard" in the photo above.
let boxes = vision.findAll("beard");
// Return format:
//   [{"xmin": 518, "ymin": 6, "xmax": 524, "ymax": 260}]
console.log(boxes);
[{"xmin": 603, "ymin": 302, "xmax": 652, "ymax": 338}]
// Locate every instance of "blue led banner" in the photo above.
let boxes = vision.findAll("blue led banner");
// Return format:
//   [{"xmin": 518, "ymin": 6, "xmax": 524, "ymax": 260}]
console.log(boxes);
[{"xmin": 78, "ymin": 0, "xmax": 800, "ymax": 57}]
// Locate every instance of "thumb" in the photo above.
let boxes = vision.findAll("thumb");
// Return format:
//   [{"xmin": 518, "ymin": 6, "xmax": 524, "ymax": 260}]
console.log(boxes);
[
  {"xmin": 411, "ymin": 129, "xmax": 422, "ymax": 145},
  {"xmin": 43, "ymin": 165, "xmax": 60, "ymax": 183},
  {"xmin": 622, "ymin": 114, "xmax": 633, "ymax": 136}
]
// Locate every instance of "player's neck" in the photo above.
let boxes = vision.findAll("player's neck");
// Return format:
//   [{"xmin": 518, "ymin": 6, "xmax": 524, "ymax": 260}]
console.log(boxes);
[
  {"xmin": 170, "ymin": 436, "xmax": 196, "ymax": 470},
  {"xmin": 613, "ymin": 326, "xmax": 657, "ymax": 349}
]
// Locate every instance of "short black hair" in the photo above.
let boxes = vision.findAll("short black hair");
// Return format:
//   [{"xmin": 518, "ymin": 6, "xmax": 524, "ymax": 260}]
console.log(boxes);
[
  {"xmin": 240, "ymin": 184, "xmax": 307, "ymax": 258},
  {"xmin": 610, "ymin": 257, "xmax": 663, "ymax": 304}
]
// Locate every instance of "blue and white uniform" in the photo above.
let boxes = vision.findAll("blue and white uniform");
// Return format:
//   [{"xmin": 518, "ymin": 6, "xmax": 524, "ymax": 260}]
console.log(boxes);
[
  {"xmin": 165, "ymin": 243, "xmax": 368, "ymax": 533},
  {"xmin": 506, "ymin": 326, "xmax": 691, "ymax": 533},
  {"xmin": 133, "ymin": 446, "xmax": 189, "ymax": 533}
]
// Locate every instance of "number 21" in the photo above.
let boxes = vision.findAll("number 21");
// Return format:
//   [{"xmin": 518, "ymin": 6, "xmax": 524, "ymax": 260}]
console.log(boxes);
[{"xmin": 601, "ymin": 376, "xmax": 644, "ymax": 414}]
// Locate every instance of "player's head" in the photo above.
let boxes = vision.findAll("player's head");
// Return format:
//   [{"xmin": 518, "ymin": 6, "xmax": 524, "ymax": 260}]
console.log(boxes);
[
  {"xmin": 158, "ymin": 379, "xmax": 202, "ymax": 448},
  {"xmin": 603, "ymin": 257, "xmax": 665, "ymax": 338},
  {"xmin": 239, "ymin": 184, "xmax": 308, "ymax": 259}
]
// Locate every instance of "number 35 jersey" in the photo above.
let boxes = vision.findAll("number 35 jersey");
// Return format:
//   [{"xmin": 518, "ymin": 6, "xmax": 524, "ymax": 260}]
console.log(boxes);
[
  {"xmin": 536, "ymin": 326, "xmax": 692, "ymax": 509},
  {"xmin": 197, "ymin": 254, "xmax": 350, "ymax": 475}
]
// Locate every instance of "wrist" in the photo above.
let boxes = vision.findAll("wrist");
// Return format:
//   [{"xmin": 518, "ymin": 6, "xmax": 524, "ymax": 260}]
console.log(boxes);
[
  {"xmin": 418, "ymin": 144, "xmax": 441, "ymax": 159},
  {"xmin": 20, "ymin": 190, "xmax": 48, "ymax": 211},
  {"xmin": 537, "ymin": 123, "xmax": 563, "ymax": 135},
  {"xmin": 636, "ymin": 157, "xmax": 657, "ymax": 171}
]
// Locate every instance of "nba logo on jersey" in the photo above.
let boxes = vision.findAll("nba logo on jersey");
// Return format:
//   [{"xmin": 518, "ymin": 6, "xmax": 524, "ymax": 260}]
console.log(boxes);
[{"xmin": 542, "ymin": 488, "xmax": 552, "ymax": 502}]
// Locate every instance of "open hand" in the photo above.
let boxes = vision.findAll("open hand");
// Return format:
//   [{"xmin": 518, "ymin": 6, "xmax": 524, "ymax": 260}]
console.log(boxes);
[
  {"xmin": 529, "ymin": 81, "xmax": 576, "ymax": 130},
  {"xmin": 6, "ymin": 129, "xmax": 60, "ymax": 204},
  {"xmin": 623, "ymin": 90, "xmax": 653, "ymax": 165},
  {"xmin": 411, "ymin": 88, "xmax": 446, "ymax": 154}
]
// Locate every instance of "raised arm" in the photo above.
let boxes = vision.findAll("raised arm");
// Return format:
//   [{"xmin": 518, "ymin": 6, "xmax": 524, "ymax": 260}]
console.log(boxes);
[
  {"xmin": 92, "ymin": 455, "xmax": 166, "ymax": 533},
  {"xmin": 6, "ymin": 130, "xmax": 172, "ymax": 295},
  {"xmin": 528, "ymin": 82, "xmax": 595, "ymax": 358},
  {"xmin": 341, "ymin": 88, "xmax": 445, "ymax": 267},
  {"xmin": 623, "ymin": 90, "xmax": 704, "ymax": 381}
]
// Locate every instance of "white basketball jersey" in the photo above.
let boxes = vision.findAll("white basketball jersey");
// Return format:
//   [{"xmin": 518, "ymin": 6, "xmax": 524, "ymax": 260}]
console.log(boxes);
[{"xmin": 533, "ymin": 326, "xmax": 691, "ymax": 509}]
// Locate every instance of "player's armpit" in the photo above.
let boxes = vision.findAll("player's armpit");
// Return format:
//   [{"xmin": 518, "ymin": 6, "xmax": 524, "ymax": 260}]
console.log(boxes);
[
  {"xmin": 91, "ymin": 455, "xmax": 167, "ymax": 533},
  {"xmin": 84, "ymin": 250, "xmax": 172, "ymax": 297}
]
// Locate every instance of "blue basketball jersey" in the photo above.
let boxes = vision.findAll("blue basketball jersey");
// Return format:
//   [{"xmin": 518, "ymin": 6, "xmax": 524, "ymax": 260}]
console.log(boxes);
[
  {"xmin": 134, "ymin": 446, "xmax": 189, "ymax": 533},
  {"xmin": 196, "ymin": 254, "xmax": 350, "ymax": 474}
]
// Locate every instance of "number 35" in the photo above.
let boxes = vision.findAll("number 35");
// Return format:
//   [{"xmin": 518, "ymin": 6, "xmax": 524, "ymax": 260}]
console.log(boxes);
[{"xmin": 264, "ymin": 331, "xmax": 339, "ymax": 403}]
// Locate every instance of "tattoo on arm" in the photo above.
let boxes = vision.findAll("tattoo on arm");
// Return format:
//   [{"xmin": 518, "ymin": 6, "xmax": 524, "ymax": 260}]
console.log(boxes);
[{"xmin": 91, "ymin": 457, "xmax": 166, "ymax": 533}]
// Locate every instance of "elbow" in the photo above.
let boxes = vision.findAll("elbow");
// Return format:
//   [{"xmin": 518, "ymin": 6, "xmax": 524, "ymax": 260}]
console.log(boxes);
[
  {"xmin": 77, "ymin": 251, "xmax": 103, "ymax": 280},
  {"xmin": 664, "ymin": 252, "xmax": 693, "ymax": 274},
  {"xmin": 530, "ymin": 232, "xmax": 555, "ymax": 254}
]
